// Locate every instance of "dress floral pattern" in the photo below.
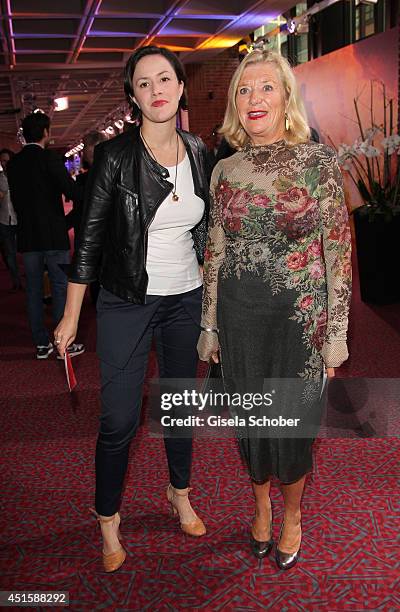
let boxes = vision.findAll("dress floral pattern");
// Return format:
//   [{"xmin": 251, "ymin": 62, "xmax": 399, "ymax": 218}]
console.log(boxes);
[{"xmin": 201, "ymin": 140, "xmax": 352, "ymax": 378}]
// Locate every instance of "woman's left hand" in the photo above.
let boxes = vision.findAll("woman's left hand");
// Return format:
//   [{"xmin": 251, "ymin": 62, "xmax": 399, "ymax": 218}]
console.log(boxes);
[{"xmin": 326, "ymin": 367, "xmax": 335, "ymax": 378}]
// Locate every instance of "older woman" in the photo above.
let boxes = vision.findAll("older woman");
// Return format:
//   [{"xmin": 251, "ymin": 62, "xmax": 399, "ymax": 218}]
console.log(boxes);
[
  {"xmin": 55, "ymin": 46, "xmax": 209, "ymax": 572},
  {"xmin": 198, "ymin": 50, "xmax": 351, "ymax": 570}
]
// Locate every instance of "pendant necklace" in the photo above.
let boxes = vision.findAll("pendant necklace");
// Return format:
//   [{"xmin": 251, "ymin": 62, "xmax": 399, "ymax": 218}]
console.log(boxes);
[{"xmin": 140, "ymin": 129, "xmax": 180, "ymax": 202}]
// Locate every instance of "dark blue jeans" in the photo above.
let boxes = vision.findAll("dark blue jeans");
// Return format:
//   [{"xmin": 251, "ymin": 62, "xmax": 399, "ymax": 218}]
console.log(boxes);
[
  {"xmin": 95, "ymin": 286, "xmax": 202, "ymax": 516},
  {"xmin": 0, "ymin": 223, "xmax": 20, "ymax": 286},
  {"xmin": 22, "ymin": 250, "xmax": 70, "ymax": 346}
]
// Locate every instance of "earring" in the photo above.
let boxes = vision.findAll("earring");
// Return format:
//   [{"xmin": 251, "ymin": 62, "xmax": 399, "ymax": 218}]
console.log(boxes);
[
  {"xmin": 285, "ymin": 113, "xmax": 290, "ymax": 131},
  {"xmin": 129, "ymin": 94, "xmax": 140, "ymax": 109}
]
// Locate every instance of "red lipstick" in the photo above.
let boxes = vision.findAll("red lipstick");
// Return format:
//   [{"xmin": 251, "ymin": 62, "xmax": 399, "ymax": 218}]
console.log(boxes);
[
  {"xmin": 151, "ymin": 100, "xmax": 168, "ymax": 107},
  {"xmin": 248, "ymin": 110, "xmax": 268, "ymax": 120}
]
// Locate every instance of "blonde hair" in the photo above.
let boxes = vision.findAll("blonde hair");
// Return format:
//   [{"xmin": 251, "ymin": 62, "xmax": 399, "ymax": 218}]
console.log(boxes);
[{"xmin": 221, "ymin": 50, "xmax": 310, "ymax": 148}]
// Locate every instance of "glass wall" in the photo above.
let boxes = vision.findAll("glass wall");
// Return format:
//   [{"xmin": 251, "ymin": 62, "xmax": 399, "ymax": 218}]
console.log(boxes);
[
  {"xmin": 355, "ymin": 2, "xmax": 377, "ymax": 41},
  {"xmin": 246, "ymin": 0, "xmax": 395, "ymax": 66},
  {"xmin": 295, "ymin": 2, "xmax": 308, "ymax": 63},
  {"xmin": 253, "ymin": 17, "xmax": 288, "ymax": 56}
]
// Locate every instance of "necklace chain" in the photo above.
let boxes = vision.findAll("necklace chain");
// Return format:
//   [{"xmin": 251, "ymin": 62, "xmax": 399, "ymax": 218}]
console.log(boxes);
[{"xmin": 140, "ymin": 129, "xmax": 180, "ymax": 202}]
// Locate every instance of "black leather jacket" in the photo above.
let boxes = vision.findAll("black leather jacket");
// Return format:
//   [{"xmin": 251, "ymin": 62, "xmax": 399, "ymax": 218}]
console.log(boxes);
[{"xmin": 69, "ymin": 127, "xmax": 210, "ymax": 303}]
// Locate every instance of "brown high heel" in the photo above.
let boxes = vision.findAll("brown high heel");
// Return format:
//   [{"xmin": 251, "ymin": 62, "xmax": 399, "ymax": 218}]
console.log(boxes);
[
  {"xmin": 91, "ymin": 509, "xmax": 126, "ymax": 572},
  {"xmin": 166, "ymin": 484, "xmax": 206, "ymax": 537}
]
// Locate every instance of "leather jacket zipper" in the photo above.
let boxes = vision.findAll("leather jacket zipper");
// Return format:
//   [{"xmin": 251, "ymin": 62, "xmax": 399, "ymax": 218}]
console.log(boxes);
[{"xmin": 141, "ymin": 186, "xmax": 173, "ymax": 303}]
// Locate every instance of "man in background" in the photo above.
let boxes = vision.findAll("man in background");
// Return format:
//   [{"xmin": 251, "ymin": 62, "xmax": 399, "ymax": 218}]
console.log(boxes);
[
  {"xmin": 7, "ymin": 111, "xmax": 85, "ymax": 360},
  {"xmin": 206, "ymin": 124, "xmax": 235, "ymax": 180},
  {"xmin": 66, "ymin": 130, "xmax": 107, "ymax": 304},
  {"xmin": 67, "ymin": 130, "xmax": 107, "ymax": 251},
  {"xmin": 0, "ymin": 148, "xmax": 22, "ymax": 291}
]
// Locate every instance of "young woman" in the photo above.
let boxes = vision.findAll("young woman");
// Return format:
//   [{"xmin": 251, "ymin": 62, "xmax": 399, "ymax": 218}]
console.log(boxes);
[{"xmin": 55, "ymin": 46, "xmax": 209, "ymax": 572}]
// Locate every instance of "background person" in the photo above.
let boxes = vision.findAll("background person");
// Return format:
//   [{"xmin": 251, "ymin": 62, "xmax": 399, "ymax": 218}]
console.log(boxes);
[
  {"xmin": 66, "ymin": 131, "xmax": 107, "ymax": 304},
  {"xmin": 7, "ymin": 112, "xmax": 85, "ymax": 360},
  {"xmin": 198, "ymin": 49, "xmax": 352, "ymax": 571},
  {"xmin": 54, "ymin": 46, "xmax": 210, "ymax": 573},
  {"xmin": 206, "ymin": 124, "xmax": 235, "ymax": 179},
  {"xmin": 66, "ymin": 131, "xmax": 108, "ymax": 252},
  {"xmin": 0, "ymin": 148, "xmax": 22, "ymax": 291}
]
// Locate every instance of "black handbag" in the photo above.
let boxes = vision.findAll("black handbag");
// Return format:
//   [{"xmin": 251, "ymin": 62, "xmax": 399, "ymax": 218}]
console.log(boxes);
[{"xmin": 201, "ymin": 360, "xmax": 223, "ymax": 395}]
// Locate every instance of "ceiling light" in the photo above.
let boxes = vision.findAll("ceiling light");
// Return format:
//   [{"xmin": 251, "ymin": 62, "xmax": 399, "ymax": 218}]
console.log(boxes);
[{"xmin": 54, "ymin": 97, "xmax": 69, "ymax": 112}]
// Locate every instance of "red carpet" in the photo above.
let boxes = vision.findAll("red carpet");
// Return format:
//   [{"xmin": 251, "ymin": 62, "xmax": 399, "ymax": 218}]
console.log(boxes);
[{"xmin": 0, "ymin": 250, "xmax": 399, "ymax": 610}]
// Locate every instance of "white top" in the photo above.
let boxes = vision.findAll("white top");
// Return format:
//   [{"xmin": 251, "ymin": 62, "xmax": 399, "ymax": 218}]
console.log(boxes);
[{"xmin": 146, "ymin": 154, "xmax": 204, "ymax": 296}]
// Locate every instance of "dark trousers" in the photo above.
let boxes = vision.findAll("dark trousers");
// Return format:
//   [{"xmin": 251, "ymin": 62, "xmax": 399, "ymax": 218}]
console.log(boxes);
[
  {"xmin": 22, "ymin": 249, "xmax": 70, "ymax": 346},
  {"xmin": 0, "ymin": 223, "xmax": 20, "ymax": 286},
  {"xmin": 95, "ymin": 286, "xmax": 202, "ymax": 516}
]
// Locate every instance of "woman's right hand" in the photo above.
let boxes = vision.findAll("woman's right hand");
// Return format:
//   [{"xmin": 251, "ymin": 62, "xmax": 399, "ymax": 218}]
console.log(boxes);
[
  {"xmin": 197, "ymin": 330, "xmax": 220, "ymax": 363},
  {"xmin": 54, "ymin": 315, "xmax": 78, "ymax": 358}
]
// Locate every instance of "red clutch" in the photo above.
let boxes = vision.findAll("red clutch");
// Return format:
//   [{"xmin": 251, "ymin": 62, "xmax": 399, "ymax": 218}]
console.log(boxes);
[{"xmin": 64, "ymin": 350, "xmax": 77, "ymax": 391}]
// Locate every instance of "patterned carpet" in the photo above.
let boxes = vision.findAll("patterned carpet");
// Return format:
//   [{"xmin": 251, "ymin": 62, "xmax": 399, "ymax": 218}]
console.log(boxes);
[{"xmin": 0, "ymin": 252, "xmax": 399, "ymax": 611}]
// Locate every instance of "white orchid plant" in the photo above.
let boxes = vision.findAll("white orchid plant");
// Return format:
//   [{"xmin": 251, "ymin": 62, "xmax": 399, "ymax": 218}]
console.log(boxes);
[{"xmin": 335, "ymin": 81, "xmax": 400, "ymax": 222}]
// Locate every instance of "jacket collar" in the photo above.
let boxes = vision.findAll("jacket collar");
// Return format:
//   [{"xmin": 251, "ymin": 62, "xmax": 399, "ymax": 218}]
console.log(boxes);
[{"xmin": 127, "ymin": 126, "xmax": 206, "ymax": 201}]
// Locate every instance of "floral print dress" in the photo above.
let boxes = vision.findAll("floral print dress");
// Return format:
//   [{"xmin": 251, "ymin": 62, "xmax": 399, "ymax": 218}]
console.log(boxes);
[{"xmin": 201, "ymin": 140, "xmax": 352, "ymax": 483}]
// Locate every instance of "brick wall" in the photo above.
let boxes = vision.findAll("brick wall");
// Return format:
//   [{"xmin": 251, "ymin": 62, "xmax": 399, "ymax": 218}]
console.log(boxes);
[
  {"xmin": 186, "ymin": 47, "xmax": 240, "ymax": 149},
  {"xmin": 0, "ymin": 132, "xmax": 20, "ymax": 152}
]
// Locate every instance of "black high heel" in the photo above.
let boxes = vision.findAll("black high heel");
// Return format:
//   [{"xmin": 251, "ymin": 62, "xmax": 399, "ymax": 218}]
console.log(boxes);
[
  {"xmin": 275, "ymin": 521, "xmax": 301, "ymax": 570},
  {"xmin": 250, "ymin": 505, "xmax": 273, "ymax": 559}
]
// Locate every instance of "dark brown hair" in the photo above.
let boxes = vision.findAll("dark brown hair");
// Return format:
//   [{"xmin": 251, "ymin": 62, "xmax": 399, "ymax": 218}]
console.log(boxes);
[
  {"xmin": 21, "ymin": 112, "xmax": 51, "ymax": 143},
  {"xmin": 123, "ymin": 46, "xmax": 187, "ymax": 121}
]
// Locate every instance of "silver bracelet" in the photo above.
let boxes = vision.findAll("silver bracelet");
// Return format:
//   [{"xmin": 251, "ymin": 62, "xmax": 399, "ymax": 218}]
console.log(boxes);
[{"xmin": 201, "ymin": 326, "xmax": 219, "ymax": 333}]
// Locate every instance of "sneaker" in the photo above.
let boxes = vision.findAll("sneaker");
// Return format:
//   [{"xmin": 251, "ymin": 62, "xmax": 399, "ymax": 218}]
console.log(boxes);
[
  {"xmin": 36, "ymin": 342, "xmax": 54, "ymax": 359},
  {"xmin": 11, "ymin": 281, "xmax": 24, "ymax": 292},
  {"xmin": 56, "ymin": 343, "xmax": 85, "ymax": 360}
]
